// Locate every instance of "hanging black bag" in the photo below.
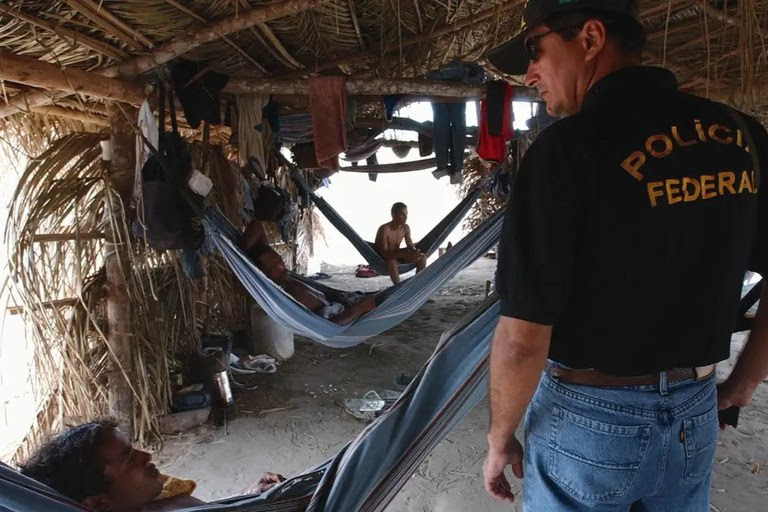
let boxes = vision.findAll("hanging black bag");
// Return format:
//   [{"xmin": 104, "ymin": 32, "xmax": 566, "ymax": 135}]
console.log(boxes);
[{"xmin": 133, "ymin": 81, "xmax": 203, "ymax": 250}]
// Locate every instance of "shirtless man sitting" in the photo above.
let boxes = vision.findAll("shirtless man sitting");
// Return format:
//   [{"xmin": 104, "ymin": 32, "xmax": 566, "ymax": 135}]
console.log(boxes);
[
  {"xmin": 242, "ymin": 220, "xmax": 377, "ymax": 324},
  {"xmin": 374, "ymin": 202, "xmax": 427, "ymax": 285},
  {"xmin": 20, "ymin": 419, "xmax": 284, "ymax": 512}
]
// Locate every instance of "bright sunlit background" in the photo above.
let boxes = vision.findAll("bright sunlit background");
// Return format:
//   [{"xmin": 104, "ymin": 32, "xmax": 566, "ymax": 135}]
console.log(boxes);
[{"xmin": 307, "ymin": 100, "xmax": 534, "ymax": 272}]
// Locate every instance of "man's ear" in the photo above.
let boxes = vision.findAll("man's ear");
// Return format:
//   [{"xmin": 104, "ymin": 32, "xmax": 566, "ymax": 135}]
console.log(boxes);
[
  {"xmin": 581, "ymin": 19, "xmax": 608, "ymax": 59},
  {"xmin": 82, "ymin": 494, "xmax": 113, "ymax": 512}
]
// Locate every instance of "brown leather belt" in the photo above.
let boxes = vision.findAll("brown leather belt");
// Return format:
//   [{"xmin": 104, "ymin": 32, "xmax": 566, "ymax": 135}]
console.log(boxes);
[{"xmin": 550, "ymin": 364, "xmax": 716, "ymax": 388}]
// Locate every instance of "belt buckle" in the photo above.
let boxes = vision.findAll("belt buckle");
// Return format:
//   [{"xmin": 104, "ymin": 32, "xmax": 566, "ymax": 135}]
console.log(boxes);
[{"xmin": 694, "ymin": 364, "xmax": 716, "ymax": 381}]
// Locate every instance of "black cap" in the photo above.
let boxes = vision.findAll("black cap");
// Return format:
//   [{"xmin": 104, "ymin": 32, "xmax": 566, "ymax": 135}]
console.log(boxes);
[{"xmin": 486, "ymin": 0, "xmax": 640, "ymax": 75}]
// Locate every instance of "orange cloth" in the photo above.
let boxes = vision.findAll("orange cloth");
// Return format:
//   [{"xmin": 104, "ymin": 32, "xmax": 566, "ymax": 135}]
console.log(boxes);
[{"xmin": 309, "ymin": 76, "xmax": 348, "ymax": 171}]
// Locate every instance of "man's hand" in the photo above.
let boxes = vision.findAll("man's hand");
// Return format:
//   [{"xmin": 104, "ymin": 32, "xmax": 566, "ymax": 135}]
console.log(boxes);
[
  {"xmin": 717, "ymin": 379, "xmax": 755, "ymax": 410},
  {"xmin": 483, "ymin": 436, "xmax": 523, "ymax": 502},
  {"xmin": 241, "ymin": 472, "xmax": 286, "ymax": 495}
]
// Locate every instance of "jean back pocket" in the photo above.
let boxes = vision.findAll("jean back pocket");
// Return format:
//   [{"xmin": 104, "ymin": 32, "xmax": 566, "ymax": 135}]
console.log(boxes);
[
  {"xmin": 682, "ymin": 406, "xmax": 718, "ymax": 483},
  {"xmin": 548, "ymin": 405, "xmax": 651, "ymax": 504}
]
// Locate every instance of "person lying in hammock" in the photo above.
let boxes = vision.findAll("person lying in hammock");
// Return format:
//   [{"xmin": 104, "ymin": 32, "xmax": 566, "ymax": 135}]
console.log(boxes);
[
  {"xmin": 19, "ymin": 419, "xmax": 285, "ymax": 512},
  {"xmin": 243, "ymin": 220, "xmax": 378, "ymax": 324},
  {"xmin": 375, "ymin": 202, "xmax": 427, "ymax": 285}
]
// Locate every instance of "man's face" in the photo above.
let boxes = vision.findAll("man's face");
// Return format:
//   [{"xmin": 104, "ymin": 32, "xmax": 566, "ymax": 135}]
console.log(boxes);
[
  {"xmin": 90, "ymin": 429, "xmax": 163, "ymax": 511},
  {"xmin": 258, "ymin": 249, "xmax": 289, "ymax": 285},
  {"xmin": 392, "ymin": 208, "xmax": 408, "ymax": 225},
  {"xmin": 523, "ymin": 24, "xmax": 589, "ymax": 116}
]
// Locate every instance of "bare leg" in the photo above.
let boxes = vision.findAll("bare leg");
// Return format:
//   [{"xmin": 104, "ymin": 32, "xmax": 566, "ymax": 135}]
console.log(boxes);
[
  {"xmin": 387, "ymin": 258, "xmax": 400, "ymax": 285},
  {"xmin": 330, "ymin": 296, "xmax": 377, "ymax": 324}
]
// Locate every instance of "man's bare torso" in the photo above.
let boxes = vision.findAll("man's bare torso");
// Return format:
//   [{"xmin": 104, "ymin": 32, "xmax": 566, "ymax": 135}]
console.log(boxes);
[{"xmin": 376, "ymin": 222, "xmax": 407, "ymax": 254}]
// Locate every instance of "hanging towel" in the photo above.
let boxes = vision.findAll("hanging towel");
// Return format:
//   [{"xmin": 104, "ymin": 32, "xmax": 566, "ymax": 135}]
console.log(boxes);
[
  {"xmin": 134, "ymin": 99, "xmax": 159, "ymax": 201},
  {"xmin": 477, "ymin": 82, "xmax": 514, "ymax": 164},
  {"xmin": 238, "ymin": 94, "xmax": 270, "ymax": 175},
  {"xmin": 309, "ymin": 76, "xmax": 347, "ymax": 171}
]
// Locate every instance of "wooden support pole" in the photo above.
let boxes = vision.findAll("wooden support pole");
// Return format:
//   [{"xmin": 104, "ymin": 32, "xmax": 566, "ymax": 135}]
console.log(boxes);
[
  {"xmin": 104, "ymin": 0, "xmax": 331, "ymax": 78},
  {"xmin": 105, "ymin": 102, "xmax": 136, "ymax": 438},
  {"xmin": 0, "ymin": 49, "xmax": 146, "ymax": 104}
]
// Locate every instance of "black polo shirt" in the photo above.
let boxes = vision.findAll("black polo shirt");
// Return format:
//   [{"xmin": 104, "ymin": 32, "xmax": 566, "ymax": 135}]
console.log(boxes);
[{"xmin": 496, "ymin": 66, "xmax": 768, "ymax": 375}]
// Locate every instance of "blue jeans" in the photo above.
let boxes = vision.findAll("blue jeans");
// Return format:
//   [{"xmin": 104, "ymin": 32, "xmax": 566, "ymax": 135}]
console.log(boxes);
[{"xmin": 523, "ymin": 365, "xmax": 718, "ymax": 511}]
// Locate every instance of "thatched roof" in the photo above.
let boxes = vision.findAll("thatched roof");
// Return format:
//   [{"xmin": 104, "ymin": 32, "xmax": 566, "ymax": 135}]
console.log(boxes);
[{"xmin": 0, "ymin": 0, "xmax": 767, "ymax": 141}]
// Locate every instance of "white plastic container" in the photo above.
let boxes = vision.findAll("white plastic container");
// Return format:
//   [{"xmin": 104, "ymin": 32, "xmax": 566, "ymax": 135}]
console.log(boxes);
[{"xmin": 250, "ymin": 305, "xmax": 294, "ymax": 360}]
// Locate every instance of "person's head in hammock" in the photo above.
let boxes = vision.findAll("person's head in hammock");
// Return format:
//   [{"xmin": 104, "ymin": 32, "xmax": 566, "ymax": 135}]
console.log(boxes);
[
  {"xmin": 247, "ymin": 244, "xmax": 290, "ymax": 286},
  {"xmin": 20, "ymin": 419, "xmax": 284, "ymax": 511}
]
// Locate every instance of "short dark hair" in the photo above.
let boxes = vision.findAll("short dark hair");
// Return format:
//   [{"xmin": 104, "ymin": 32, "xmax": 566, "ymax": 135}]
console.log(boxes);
[
  {"xmin": 546, "ymin": 10, "xmax": 646, "ymax": 60},
  {"xmin": 19, "ymin": 419, "xmax": 118, "ymax": 502},
  {"xmin": 391, "ymin": 202, "xmax": 407, "ymax": 215}
]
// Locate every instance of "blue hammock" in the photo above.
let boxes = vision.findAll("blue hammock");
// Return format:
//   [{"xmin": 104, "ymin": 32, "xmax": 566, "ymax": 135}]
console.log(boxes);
[
  {"xmin": 0, "ymin": 296, "xmax": 500, "ymax": 512},
  {"xmin": 206, "ymin": 207, "xmax": 503, "ymax": 347},
  {"xmin": 290, "ymin": 169, "xmax": 483, "ymax": 275}
]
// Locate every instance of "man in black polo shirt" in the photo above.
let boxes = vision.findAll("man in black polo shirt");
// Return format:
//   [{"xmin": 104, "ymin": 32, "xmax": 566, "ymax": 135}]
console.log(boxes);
[{"xmin": 481, "ymin": 1, "xmax": 768, "ymax": 510}]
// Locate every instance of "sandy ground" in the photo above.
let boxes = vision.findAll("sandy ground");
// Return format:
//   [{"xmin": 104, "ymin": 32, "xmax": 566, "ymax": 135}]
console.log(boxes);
[{"xmin": 157, "ymin": 258, "xmax": 768, "ymax": 511}]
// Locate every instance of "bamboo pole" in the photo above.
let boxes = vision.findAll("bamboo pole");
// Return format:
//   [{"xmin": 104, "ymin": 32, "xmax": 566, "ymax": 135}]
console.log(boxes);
[
  {"xmin": 104, "ymin": 0, "xmax": 331, "ymax": 78},
  {"xmin": 0, "ymin": 49, "xmax": 146, "ymax": 104},
  {"xmin": 105, "ymin": 102, "xmax": 136, "ymax": 438}
]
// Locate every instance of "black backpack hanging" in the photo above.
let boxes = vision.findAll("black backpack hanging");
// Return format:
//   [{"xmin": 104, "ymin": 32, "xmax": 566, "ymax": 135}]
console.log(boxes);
[{"xmin": 133, "ymin": 81, "xmax": 203, "ymax": 251}]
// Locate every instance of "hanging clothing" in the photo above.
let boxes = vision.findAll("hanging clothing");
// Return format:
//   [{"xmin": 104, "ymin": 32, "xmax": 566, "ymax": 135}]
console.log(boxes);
[
  {"xmin": 308, "ymin": 76, "xmax": 348, "ymax": 171},
  {"xmin": 431, "ymin": 102, "xmax": 466, "ymax": 181},
  {"xmin": 382, "ymin": 94, "xmax": 405, "ymax": 121},
  {"xmin": 477, "ymin": 82, "xmax": 514, "ymax": 164},
  {"xmin": 237, "ymin": 94, "xmax": 270, "ymax": 175},
  {"xmin": 169, "ymin": 60, "xmax": 228, "ymax": 128},
  {"xmin": 134, "ymin": 99, "xmax": 159, "ymax": 201}
]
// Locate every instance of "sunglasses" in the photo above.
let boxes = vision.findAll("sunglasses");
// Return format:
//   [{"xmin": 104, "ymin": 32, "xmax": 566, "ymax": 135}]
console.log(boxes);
[{"xmin": 524, "ymin": 25, "xmax": 579, "ymax": 62}]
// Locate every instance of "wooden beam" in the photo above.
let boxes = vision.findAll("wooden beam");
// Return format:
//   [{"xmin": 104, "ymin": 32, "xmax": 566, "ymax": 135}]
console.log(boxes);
[
  {"xmin": 31, "ymin": 231, "xmax": 105, "ymax": 242},
  {"xmin": 356, "ymin": 116, "xmax": 479, "ymax": 137},
  {"xmin": 282, "ymin": 0, "xmax": 524, "ymax": 77},
  {"xmin": 104, "ymin": 0, "xmax": 331, "ymax": 78},
  {"xmin": 226, "ymin": 78, "xmax": 539, "ymax": 100},
  {"xmin": 63, "ymin": 0, "xmax": 152, "ymax": 50},
  {"xmin": 0, "ymin": 89, "xmax": 67, "ymax": 119},
  {"xmin": 0, "ymin": 49, "xmax": 146, "ymax": 105},
  {"xmin": 160, "ymin": 0, "xmax": 270, "ymax": 75},
  {"xmin": 32, "ymin": 105, "xmax": 109, "ymax": 125},
  {"xmin": 105, "ymin": 102, "xmax": 135, "ymax": 439},
  {"xmin": 225, "ymin": 77, "xmax": 485, "ymax": 96},
  {"xmin": 6, "ymin": 297, "xmax": 79, "ymax": 315},
  {"xmin": 341, "ymin": 155, "xmax": 468, "ymax": 173},
  {"xmin": 0, "ymin": 3, "xmax": 127, "ymax": 60}
]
